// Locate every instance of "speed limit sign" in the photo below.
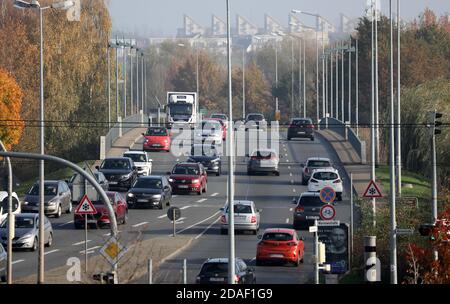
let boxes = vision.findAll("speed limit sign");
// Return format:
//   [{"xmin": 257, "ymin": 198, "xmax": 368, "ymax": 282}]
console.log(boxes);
[{"xmin": 320, "ymin": 204, "xmax": 336, "ymax": 221}]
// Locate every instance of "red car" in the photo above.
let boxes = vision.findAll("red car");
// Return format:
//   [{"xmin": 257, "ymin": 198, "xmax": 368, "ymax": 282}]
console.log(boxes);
[
  {"xmin": 143, "ymin": 127, "xmax": 171, "ymax": 152},
  {"xmin": 256, "ymin": 228, "xmax": 305, "ymax": 266},
  {"xmin": 205, "ymin": 118, "xmax": 227, "ymax": 141},
  {"xmin": 74, "ymin": 192, "xmax": 128, "ymax": 229},
  {"xmin": 167, "ymin": 162, "xmax": 208, "ymax": 195}
]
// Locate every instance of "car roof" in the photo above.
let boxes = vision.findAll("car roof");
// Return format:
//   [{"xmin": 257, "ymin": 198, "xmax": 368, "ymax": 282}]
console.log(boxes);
[
  {"xmin": 300, "ymin": 192, "xmax": 321, "ymax": 197},
  {"xmin": 205, "ymin": 257, "xmax": 243, "ymax": 264},
  {"xmin": 292, "ymin": 117, "xmax": 312, "ymax": 121},
  {"xmin": 263, "ymin": 228, "xmax": 296, "ymax": 234},
  {"xmin": 15, "ymin": 213, "xmax": 39, "ymax": 219},
  {"xmin": 306, "ymin": 157, "xmax": 331, "ymax": 162},
  {"xmin": 312, "ymin": 168, "xmax": 339, "ymax": 173},
  {"xmin": 137, "ymin": 175, "xmax": 163, "ymax": 180},
  {"xmin": 33, "ymin": 180, "xmax": 61, "ymax": 185},
  {"xmin": 251, "ymin": 148, "xmax": 277, "ymax": 154},
  {"xmin": 233, "ymin": 200, "xmax": 254, "ymax": 206},
  {"xmin": 104, "ymin": 157, "xmax": 132, "ymax": 161},
  {"xmin": 175, "ymin": 162, "xmax": 200, "ymax": 166},
  {"xmin": 124, "ymin": 151, "xmax": 146, "ymax": 155}
]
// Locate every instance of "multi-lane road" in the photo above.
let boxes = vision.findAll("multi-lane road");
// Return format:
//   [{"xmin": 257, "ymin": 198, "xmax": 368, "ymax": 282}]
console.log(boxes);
[{"xmin": 7, "ymin": 128, "xmax": 351, "ymax": 284}]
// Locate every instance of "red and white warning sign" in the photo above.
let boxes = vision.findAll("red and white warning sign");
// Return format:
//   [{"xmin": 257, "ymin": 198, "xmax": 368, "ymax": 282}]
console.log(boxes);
[
  {"xmin": 74, "ymin": 195, "xmax": 97, "ymax": 215},
  {"xmin": 363, "ymin": 180, "xmax": 383, "ymax": 198}
]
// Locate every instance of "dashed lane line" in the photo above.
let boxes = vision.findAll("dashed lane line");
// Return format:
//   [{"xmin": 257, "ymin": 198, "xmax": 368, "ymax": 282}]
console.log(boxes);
[
  {"xmin": 44, "ymin": 249, "xmax": 60, "ymax": 256},
  {"xmin": 171, "ymin": 211, "xmax": 221, "ymax": 236},
  {"xmin": 210, "ymin": 193, "xmax": 219, "ymax": 197},
  {"xmin": 12, "ymin": 260, "xmax": 24, "ymax": 265},
  {"xmin": 180, "ymin": 206, "xmax": 191, "ymax": 210},
  {"xmin": 194, "ymin": 217, "xmax": 220, "ymax": 240},
  {"xmin": 73, "ymin": 240, "xmax": 91, "ymax": 246},
  {"xmin": 132, "ymin": 222, "xmax": 149, "ymax": 228},
  {"xmin": 158, "ymin": 214, "xmax": 167, "ymax": 219},
  {"xmin": 79, "ymin": 246, "xmax": 100, "ymax": 254},
  {"xmin": 196, "ymin": 198, "xmax": 207, "ymax": 203}
]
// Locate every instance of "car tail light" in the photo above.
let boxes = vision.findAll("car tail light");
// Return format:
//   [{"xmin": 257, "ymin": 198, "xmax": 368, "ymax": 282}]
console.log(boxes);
[
  {"xmin": 250, "ymin": 156, "xmax": 258, "ymax": 160},
  {"xmin": 310, "ymin": 179, "xmax": 319, "ymax": 183},
  {"xmin": 289, "ymin": 124, "xmax": 294, "ymax": 128},
  {"xmin": 296, "ymin": 205, "xmax": 304, "ymax": 212},
  {"xmin": 333, "ymin": 179, "xmax": 342, "ymax": 184},
  {"xmin": 287, "ymin": 242, "xmax": 297, "ymax": 246},
  {"xmin": 250, "ymin": 216, "xmax": 257, "ymax": 223},
  {"xmin": 220, "ymin": 215, "xmax": 227, "ymax": 223},
  {"xmin": 235, "ymin": 275, "xmax": 240, "ymax": 283},
  {"xmin": 307, "ymin": 124, "xmax": 314, "ymax": 129}
]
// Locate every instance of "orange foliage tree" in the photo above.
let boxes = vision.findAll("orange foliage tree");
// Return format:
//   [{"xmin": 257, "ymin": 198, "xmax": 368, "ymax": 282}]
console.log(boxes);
[{"xmin": 0, "ymin": 68, "xmax": 25, "ymax": 150}]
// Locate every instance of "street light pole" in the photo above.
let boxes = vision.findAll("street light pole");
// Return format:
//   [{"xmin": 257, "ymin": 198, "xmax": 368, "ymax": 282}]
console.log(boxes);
[
  {"xmin": 315, "ymin": 20, "xmax": 319, "ymax": 126},
  {"xmin": 341, "ymin": 40, "xmax": 344, "ymax": 122},
  {"xmin": 348, "ymin": 40, "xmax": 352, "ymax": 125},
  {"xmin": 107, "ymin": 45, "xmax": 111, "ymax": 129},
  {"xmin": 136, "ymin": 48, "xmax": 140, "ymax": 113},
  {"xmin": 375, "ymin": 0, "xmax": 380, "ymax": 167},
  {"xmin": 371, "ymin": 2, "xmax": 377, "ymax": 227},
  {"xmin": 303, "ymin": 38, "xmax": 306, "ymax": 118},
  {"xmin": 330, "ymin": 47, "xmax": 333, "ymax": 118},
  {"xmin": 396, "ymin": 0, "xmax": 402, "ymax": 196},
  {"xmin": 130, "ymin": 47, "xmax": 134, "ymax": 115},
  {"xmin": 242, "ymin": 48, "xmax": 245, "ymax": 119},
  {"xmin": 141, "ymin": 52, "xmax": 144, "ymax": 114},
  {"xmin": 123, "ymin": 43, "xmax": 127, "ymax": 117},
  {"xmin": 335, "ymin": 45, "xmax": 338, "ymax": 120},
  {"xmin": 116, "ymin": 41, "xmax": 119, "ymax": 120},
  {"xmin": 356, "ymin": 38, "xmax": 359, "ymax": 136},
  {"xmin": 321, "ymin": 20, "xmax": 325, "ymax": 125},
  {"xmin": 291, "ymin": 38, "xmax": 295, "ymax": 118}
]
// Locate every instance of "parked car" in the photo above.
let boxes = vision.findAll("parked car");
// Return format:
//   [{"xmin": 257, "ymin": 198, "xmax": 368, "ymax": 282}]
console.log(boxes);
[
  {"xmin": 247, "ymin": 149, "xmax": 280, "ymax": 176},
  {"xmin": 0, "ymin": 214, "xmax": 53, "ymax": 251},
  {"xmin": 287, "ymin": 118, "xmax": 315, "ymax": 141},
  {"xmin": 0, "ymin": 191, "xmax": 21, "ymax": 225},
  {"xmin": 126, "ymin": 176, "xmax": 172, "ymax": 209},
  {"xmin": 307, "ymin": 168, "xmax": 343, "ymax": 201},
  {"xmin": 0, "ymin": 243, "xmax": 6, "ymax": 282},
  {"xmin": 196, "ymin": 258, "xmax": 256, "ymax": 284},
  {"xmin": 22, "ymin": 181, "xmax": 72, "ymax": 217},
  {"xmin": 204, "ymin": 118, "xmax": 227, "ymax": 141},
  {"xmin": 245, "ymin": 113, "xmax": 267, "ymax": 131},
  {"xmin": 301, "ymin": 157, "xmax": 334, "ymax": 185},
  {"xmin": 293, "ymin": 192, "xmax": 330, "ymax": 229},
  {"xmin": 188, "ymin": 144, "xmax": 222, "ymax": 176},
  {"xmin": 96, "ymin": 157, "xmax": 138, "ymax": 191},
  {"xmin": 167, "ymin": 162, "xmax": 207, "ymax": 195},
  {"xmin": 256, "ymin": 228, "xmax": 305, "ymax": 266},
  {"xmin": 194, "ymin": 120, "xmax": 223, "ymax": 146},
  {"xmin": 74, "ymin": 191, "xmax": 127, "ymax": 229},
  {"xmin": 123, "ymin": 150, "xmax": 152, "ymax": 176},
  {"xmin": 220, "ymin": 200, "xmax": 261, "ymax": 235},
  {"xmin": 142, "ymin": 126, "xmax": 171, "ymax": 152},
  {"xmin": 68, "ymin": 171, "xmax": 109, "ymax": 203}
]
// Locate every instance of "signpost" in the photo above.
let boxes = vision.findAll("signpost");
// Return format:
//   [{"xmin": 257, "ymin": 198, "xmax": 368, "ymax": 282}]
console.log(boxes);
[
  {"xmin": 320, "ymin": 187, "xmax": 336, "ymax": 203},
  {"xmin": 74, "ymin": 195, "xmax": 97, "ymax": 273},
  {"xmin": 396, "ymin": 228, "xmax": 414, "ymax": 236},
  {"xmin": 99, "ymin": 235, "xmax": 127, "ymax": 283},
  {"xmin": 167, "ymin": 207, "xmax": 181, "ymax": 237},
  {"xmin": 363, "ymin": 180, "xmax": 383, "ymax": 198}
]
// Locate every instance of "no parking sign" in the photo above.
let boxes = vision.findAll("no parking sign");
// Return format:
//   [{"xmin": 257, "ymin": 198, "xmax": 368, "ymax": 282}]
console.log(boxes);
[{"xmin": 319, "ymin": 187, "xmax": 336, "ymax": 203}]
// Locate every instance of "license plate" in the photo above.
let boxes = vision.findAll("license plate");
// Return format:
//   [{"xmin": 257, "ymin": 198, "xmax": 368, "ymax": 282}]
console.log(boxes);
[
  {"xmin": 178, "ymin": 185, "xmax": 189, "ymax": 189},
  {"xmin": 109, "ymin": 182, "xmax": 118, "ymax": 185},
  {"xmin": 152, "ymin": 144, "xmax": 161, "ymax": 147},
  {"xmin": 298, "ymin": 131, "xmax": 305, "ymax": 134},
  {"xmin": 210, "ymin": 277, "xmax": 224, "ymax": 282},
  {"xmin": 270, "ymin": 254, "xmax": 284, "ymax": 258},
  {"xmin": 137, "ymin": 199, "xmax": 148, "ymax": 203},
  {"xmin": 306, "ymin": 216, "xmax": 319, "ymax": 219},
  {"xmin": 235, "ymin": 215, "xmax": 246, "ymax": 219}
]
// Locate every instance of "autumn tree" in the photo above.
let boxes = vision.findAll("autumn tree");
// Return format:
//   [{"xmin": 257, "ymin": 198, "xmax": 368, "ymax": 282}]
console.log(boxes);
[{"xmin": 0, "ymin": 68, "xmax": 25, "ymax": 151}]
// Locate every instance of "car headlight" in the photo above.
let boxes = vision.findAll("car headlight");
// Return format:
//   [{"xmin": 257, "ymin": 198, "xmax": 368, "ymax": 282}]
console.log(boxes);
[
  {"xmin": 23, "ymin": 201, "xmax": 29, "ymax": 205},
  {"xmin": 164, "ymin": 139, "xmax": 169, "ymax": 143},
  {"xmin": 191, "ymin": 179, "xmax": 200, "ymax": 184},
  {"xmin": 121, "ymin": 173, "xmax": 132, "ymax": 180},
  {"xmin": 20, "ymin": 234, "xmax": 33, "ymax": 240},
  {"xmin": 169, "ymin": 178, "xmax": 174, "ymax": 183},
  {"xmin": 127, "ymin": 193, "xmax": 134, "ymax": 197},
  {"xmin": 48, "ymin": 200, "xmax": 57, "ymax": 206},
  {"xmin": 152, "ymin": 194, "xmax": 162, "ymax": 199}
]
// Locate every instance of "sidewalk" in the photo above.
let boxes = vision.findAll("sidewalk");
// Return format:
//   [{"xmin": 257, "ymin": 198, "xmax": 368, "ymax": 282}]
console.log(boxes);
[{"xmin": 316, "ymin": 130, "xmax": 371, "ymax": 196}]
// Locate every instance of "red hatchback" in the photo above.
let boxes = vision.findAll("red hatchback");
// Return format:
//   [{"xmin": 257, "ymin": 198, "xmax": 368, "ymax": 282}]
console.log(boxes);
[
  {"xmin": 256, "ymin": 228, "xmax": 305, "ymax": 266},
  {"xmin": 143, "ymin": 127, "xmax": 171, "ymax": 152},
  {"xmin": 74, "ymin": 192, "xmax": 128, "ymax": 229},
  {"xmin": 167, "ymin": 162, "xmax": 208, "ymax": 195}
]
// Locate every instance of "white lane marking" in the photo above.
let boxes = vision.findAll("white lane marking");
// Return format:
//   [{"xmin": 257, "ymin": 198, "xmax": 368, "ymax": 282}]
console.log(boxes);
[
  {"xmin": 180, "ymin": 206, "xmax": 191, "ymax": 210},
  {"xmin": 44, "ymin": 249, "xmax": 59, "ymax": 256},
  {"xmin": 171, "ymin": 211, "xmax": 221, "ymax": 236},
  {"xmin": 172, "ymin": 195, "xmax": 178, "ymax": 198},
  {"xmin": 12, "ymin": 259, "xmax": 25, "ymax": 265},
  {"xmin": 171, "ymin": 217, "xmax": 186, "ymax": 223},
  {"xmin": 102, "ymin": 230, "xmax": 121, "ymax": 237},
  {"xmin": 196, "ymin": 198, "xmax": 207, "ymax": 203},
  {"xmin": 286, "ymin": 159, "xmax": 290, "ymax": 162},
  {"xmin": 79, "ymin": 246, "xmax": 100, "ymax": 254},
  {"xmin": 289, "ymin": 173, "xmax": 293, "ymax": 177},
  {"xmin": 288, "ymin": 166, "xmax": 291, "ymax": 169},
  {"xmin": 291, "ymin": 180, "xmax": 294, "ymax": 184},
  {"xmin": 73, "ymin": 240, "xmax": 91, "ymax": 246},
  {"xmin": 285, "ymin": 153, "xmax": 288, "ymax": 157},
  {"xmin": 195, "ymin": 216, "xmax": 220, "ymax": 240},
  {"xmin": 289, "ymin": 208, "xmax": 293, "ymax": 212},
  {"xmin": 158, "ymin": 214, "xmax": 167, "ymax": 219},
  {"xmin": 293, "ymin": 189, "xmax": 296, "ymax": 193},
  {"xmin": 285, "ymin": 218, "xmax": 289, "ymax": 224},
  {"xmin": 132, "ymin": 222, "xmax": 149, "ymax": 228},
  {"xmin": 210, "ymin": 193, "xmax": 219, "ymax": 197},
  {"xmin": 60, "ymin": 220, "xmax": 74, "ymax": 226},
  {"xmin": 176, "ymin": 159, "xmax": 179, "ymax": 162}
]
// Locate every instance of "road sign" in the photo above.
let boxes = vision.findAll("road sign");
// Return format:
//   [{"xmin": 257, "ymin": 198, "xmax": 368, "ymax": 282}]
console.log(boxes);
[
  {"xmin": 309, "ymin": 226, "xmax": 318, "ymax": 233},
  {"xmin": 74, "ymin": 195, "xmax": 97, "ymax": 215},
  {"xmin": 99, "ymin": 236, "xmax": 128, "ymax": 266},
  {"xmin": 167, "ymin": 207, "xmax": 181, "ymax": 221},
  {"xmin": 317, "ymin": 220, "xmax": 340, "ymax": 226},
  {"xmin": 320, "ymin": 187, "xmax": 336, "ymax": 203},
  {"xmin": 396, "ymin": 228, "xmax": 415, "ymax": 236},
  {"xmin": 320, "ymin": 204, "xmax": 336, "ymax": 221},
  {"xmin": 363, "ymin": 180, "xmax": 383, "ymax": 198}
]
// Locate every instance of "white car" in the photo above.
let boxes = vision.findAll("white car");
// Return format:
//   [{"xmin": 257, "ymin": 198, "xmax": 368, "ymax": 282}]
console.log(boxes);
[
  {"xmin": 123, "ymin": 151, "xmax": 152, "ymax": 176},
  {"xmin": 220, "ymin": 200, "xmax": 261, "ymax": 235},
  {"xmin": 0, "ymin": 191, "xmax": 21, "ymax": 225},
  {"xmin": 307, "ymin": 168, "xmax": 343, "ymax": 201},
  {"xmin": 194, "ymin": 121, "xmax": 223, "ymax": 145}
]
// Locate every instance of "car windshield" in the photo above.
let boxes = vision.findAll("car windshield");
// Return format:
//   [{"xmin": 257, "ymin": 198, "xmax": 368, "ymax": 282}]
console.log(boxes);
[
  {"xmin": 313, "ymin": 172, "xmax": 339, "ymax": 181},
  {"xmin": 101, "ymin": 159, "xmax": 131, "ymax": 170},
  {"xmin": 0, "ymin": 217, "xmax": 35, "ymax": 229},
  {"xmin": 226, "ymin": 204, "xmax": 252, "ymax": 214},
  {"xmin": 125, "ymin": 153, "xmax": 147, "ymax": 163},
  {"xmin": 200, "ymin": 263, "xmax": 228, "ymax": 275},
  {"xmin": 292, "ymin": 119, "xmax": 311, "ymax": 126},
  {"xmin": 263, "ymin": 232, "xmax": 293, "ymax": 241},
  {"xmin": 247, "ymin": 114, "xmax": 264, "ymax": 121},
  {"xmin": 211, "ymin": 114, "xmax": 227, "ymax": 120},
  {"xmin": 28, "ymin": 184, "xmax": 57, "ymax": 196},
  {"xmin": 251, "ymin": 151, "xmax": 276, "ymax": 159},
  {"xmin": 308, "ymin": 160, "xmax": 331, "ymax": 167},
  {"xmin": 299, "ymin": 196, "xmax": 324, "ymax": 206},
  {"xmin": 146, "ymin": 128, "xmax": 167, "ymax": 136},
  {"xmin": 173, "ymin": 166, "xmax": 199, "ymax": 175},
  {"xmin": 169, "ymin": 103, "xmax": 192, "ymax": 115},
  {"xmin": 133, "ymin": 178, "xmax": 163, "ymax": 189},
  {"xmin": 92, "ymin": 193, "xmax": 115, "ymax": 205}
]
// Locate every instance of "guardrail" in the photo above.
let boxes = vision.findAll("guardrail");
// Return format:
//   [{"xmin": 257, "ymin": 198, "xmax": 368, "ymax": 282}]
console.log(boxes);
[
  {"xmin": 319, "ymin": 117, "xmax": 366, "ymax": 164},
  {"xmin": 100, "ymin": 112, "xmax": 144, "ymax": 160}
]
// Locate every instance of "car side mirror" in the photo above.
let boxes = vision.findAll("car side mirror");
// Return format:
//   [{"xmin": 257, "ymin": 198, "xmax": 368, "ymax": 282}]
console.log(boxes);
[{"xmin": 257, "ymin": 235, "xmax": 262, "ymax": 240}]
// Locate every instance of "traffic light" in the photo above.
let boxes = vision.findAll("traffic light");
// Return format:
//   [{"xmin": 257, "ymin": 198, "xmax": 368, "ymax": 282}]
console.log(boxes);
[
  {"xmin": 418, "ymin": 224, "xmax": 436, "ymax": 241},
  {"xmin": 428, "ymin": 110, "xmax": 443, "ymax": 135}
]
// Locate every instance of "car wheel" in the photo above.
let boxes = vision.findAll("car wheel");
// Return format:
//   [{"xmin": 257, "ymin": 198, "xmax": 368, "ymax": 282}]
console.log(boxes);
[
  {"xmin": 337, "ymin": 194, "xmax": 342, "ymax": 201},
  {"xmin": 46, "ymin": 232, "xmax": 53, "ymax": 247},
  {"xmin": 247, "ymin": 170, "xmax": 252, "ymax": 176},
  {"xmin": 67, "ymin": 202, "xmax": 72, "ymax": 214},
  {"xmin": 287, "ymin": 137, "xmax": 291, "ymax": 141},
  {"xmin": 310, "ymin": 137, "xmax": 314, "ymax": 141},
  {"xmin": 255, "ymin": 259, "xmax": 263, "ymax": 266},
  {"xmin": 197, "ymin": 189, "xmax": 202, "ymax": 195},
  {"xmin": 74, "ymin": 222, "xmax": 83, "ymax": 229},
  {"xmin": 252, "ymin": 230, "xmax": 257, "ymax": 235},
  {"xmin": 216, "ymin": 170, "xmax": 220, "ymax": 176},
  {"xmin": 220, "ymin": 228, "xmax": 227, "ymax": 235},
  {"xmin": 158, "ymin": 201, "xmax": 163, "ymax": 210},
  {"xmin": 274, "ymin": 171, "xmax": 280, "ymax": 176},
  {"xmin": 55, "ymin": 205, "xmax": 62, "ymax": 218},
  {"xmin": 0, "ymin": 275, "xmax": 6, "ymax": 282},
  {"xmin": 293, "ymin": 256, "xmax": 299, "ymax": 267},
  {"xmin": 300, "ymin": 252, "xmax": 304, "ymax": 264},
  {"xmin": 31, "ymin": 237, "xmax": 38, "ymax": 252}
]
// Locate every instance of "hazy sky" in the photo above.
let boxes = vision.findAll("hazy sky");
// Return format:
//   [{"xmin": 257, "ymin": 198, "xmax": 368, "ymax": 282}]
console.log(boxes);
[{"xmin": 108, "ymin": 0, "xmax": 450, "ymax": 36}]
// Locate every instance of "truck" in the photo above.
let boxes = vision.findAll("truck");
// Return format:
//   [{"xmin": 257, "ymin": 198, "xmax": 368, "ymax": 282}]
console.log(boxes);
[{"xmin": 165, "ymin": 92, "xmax": 198, "ymax": 128}]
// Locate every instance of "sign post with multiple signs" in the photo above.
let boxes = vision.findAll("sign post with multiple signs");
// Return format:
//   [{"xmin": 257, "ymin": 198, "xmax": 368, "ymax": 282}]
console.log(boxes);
[
  {"xmin": 319, "ymin": 186, "xmax": 337, "ymax": 204},
  {"xmin": 74, "ymin": 195, "xmax": 97, "ymax": 273}
]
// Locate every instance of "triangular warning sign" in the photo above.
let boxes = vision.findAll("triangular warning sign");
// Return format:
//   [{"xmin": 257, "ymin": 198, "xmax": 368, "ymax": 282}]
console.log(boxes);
[
  {"xmin": 363, "ymin": 180, "xmax": 383, "ymax": 198},
  {"xmin": 75, "ymin": 195, "xmax": 97, "ymax": 215}
]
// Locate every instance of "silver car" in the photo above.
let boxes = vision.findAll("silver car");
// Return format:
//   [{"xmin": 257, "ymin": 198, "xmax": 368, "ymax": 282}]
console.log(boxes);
[
  {"xmin": 247, "ymin": 149, "xmax": 280, "ymax": 176},
  {"xmin": 22, "ymin": 180, "xmax": 72, "ymax": 217},
  {"xmin": 0, "ymin": 214, "xmax": 53, "ymax": 251},
  {"xmin": 220, "ymin": 200, "xmax": 261, "ymax": 235},
  {"xmin": 301, "ymin": 157, "xmax": 334, "ymax": 185},
  {"xmin": 0, "ymin": 243, "xmax": 6, "ymax": 282}
]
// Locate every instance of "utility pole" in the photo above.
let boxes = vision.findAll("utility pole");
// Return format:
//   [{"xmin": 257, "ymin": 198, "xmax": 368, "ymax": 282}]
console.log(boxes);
[
  {"xmin": 335, "ymin": 44, "xmax": 339, "ymax": 120},
  {"xmin": 375, "ymin": 0, "xmax": 380, "ymax": 167},
  {"xmin": 371, "ymin": 2, "xmax": 377, "ymax": 227},
  {"xmin": 123, "ymin": 42, "xmax": 127, "ymax": 117},
  {"xmin": 136, "ymin": 48, "xmax": 140, "ymax": 113},
  {"xmin": 396, "ymin": 0, "xmax": 402, "ymax": 196},
  {"xmin": 115, "ymin": 40, "xmax": 119, "ymax": 121},
  {"xmin": 107, "ymin": 45, "xmax": 111, "ymax": 129},
  {"xmin": 141, "ymin": 53, "xmax": 144, "ymax": 114},
  {"xmin": 321, "ymin": 20, "xmax": 325, "ymax": 125},
  {"xmin": 291, "ymin": 38, "xmax": 295, "ymax": 117},
  {"xmin": 298, "ymin": 38, "xmax": 302, "ymax": 117},
  {"xmin": 130, "ymin": 46, "xmax": 134, "ymax": 115},
  {"xmin": 144, "ymin": 58, "xmax": 148, "ymax": 115},
  {"xmin": 0, "ymin": 141, "xmax": 13, "ymax": 284},
  {"xmin": 330, "ymin": 47, "xmax": 333, "ymax": 118},
  {"xmin": 348, "ymin": 40, "xmax": 353, "ymax": 125},
  {"xmin": 303, "ymin": 38, "xmax": 306, "ymax": 118},
  {"xmin": 356, "ymin": 38, "xmax": 359, "ymax": 136},
  {"xmin": 389, "ymin": 0, "xmax": 398, "ymax": 284},
  {"xmin": 316, "ymin": 19, "xmax": 319, "ymax": 126},
  {"xmin": 341, "ymin": 40, "xmax": 344, "ymax": 122},
  {"xmin": 242, "ymin": 47, "xmax": 246, "ymax": 119}
]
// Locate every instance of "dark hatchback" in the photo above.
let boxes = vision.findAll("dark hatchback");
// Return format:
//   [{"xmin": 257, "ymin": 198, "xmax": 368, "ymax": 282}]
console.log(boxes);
[
  {"xmin": 126, "ymin": 176, "xmax": 172, "ymax": 209},
  {"xmin": 96, "ymin": 158, "xmax": 138, "ymax": 191},
  {"xmin": 293, "ymin": 192, "xmax": 330, "ymax": 229},
  {"xmin": 188, "ymin": 144, "xmax": 222, "ymax": 176},
  {"xmin": 196, "ymin": 258, "xmax": 256, "ymax": 284},
  {"xmin": 287, "ymin": 118, "xmax": 315, "ymax": 141}
]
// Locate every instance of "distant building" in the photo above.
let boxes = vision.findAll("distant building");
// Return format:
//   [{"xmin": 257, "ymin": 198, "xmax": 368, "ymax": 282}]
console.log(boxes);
[
  {"xmin": 236, "ymin": 14, "xmax": 259, "ymax": 36},
  {"xmin": 212, "ymin": 15, "xmax": 226, "ymax": 36},
  {"xmin": 265, "ymin": 14, "xmax": 285, "ymax": 34},
  {"xmin": 177, "ymin": 14, "xmax": 205, "ymax": 37}
]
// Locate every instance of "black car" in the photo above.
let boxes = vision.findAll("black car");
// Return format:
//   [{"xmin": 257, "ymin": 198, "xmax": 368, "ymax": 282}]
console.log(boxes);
[
  {"xmin": 287, "ymin": 118, "xmax": 315, "ymax": 141},
  {"xmin": 196, "ymin": 258, "xmax": 256, "ymax": 284},
  {"xmin": 126, "ymin": 176, "xmax": 172, "ymax": 209},
  {"xmin": 293, "ymin": 192, "xmax": 330, "ymax": 229},
  {"xmin": 188, "ymin": 144, "xmax": 222, "ymax": 176},
  {"xmin": 96, "ymin": 157, "xmax": 138, "ymax": 191}
]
